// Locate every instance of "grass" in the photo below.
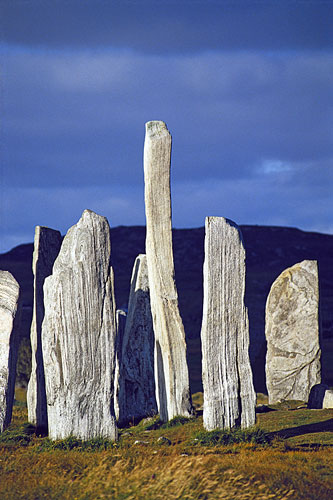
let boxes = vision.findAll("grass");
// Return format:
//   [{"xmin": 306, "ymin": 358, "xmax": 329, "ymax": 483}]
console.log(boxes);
[
  {"xmin": 0, "ymin": 392, "xmax": 332, "ymax": 499},
  {"xmin": 192, "ymin": 427, "xmax": 271, "ymax": 446}
]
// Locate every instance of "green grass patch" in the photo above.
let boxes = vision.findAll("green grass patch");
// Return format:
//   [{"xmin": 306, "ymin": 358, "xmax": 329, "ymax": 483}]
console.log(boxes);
[
  {"xmin": 0, "ymin": 422, "xmax": 35, "ymax": 447},
  {"xmin": 130, "ymin": 415, "xmax": 161, "ymax": 431},
  {"xmin": 192, "ymin": 426, "xmax": 271, "ymax": 446},
  {"xmin": 161, "ymin": 415, "xmax": 193, "ymax": 428}
]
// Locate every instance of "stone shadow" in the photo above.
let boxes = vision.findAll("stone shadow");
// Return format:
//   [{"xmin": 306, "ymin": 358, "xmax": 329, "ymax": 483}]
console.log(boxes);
[
  {"xmin": 270, "ymin": 418, "xmax": 333, "ymax": 440},
  {"xmin": 156, "ymin": 340, "xmax": 168, "ymax": 422}
]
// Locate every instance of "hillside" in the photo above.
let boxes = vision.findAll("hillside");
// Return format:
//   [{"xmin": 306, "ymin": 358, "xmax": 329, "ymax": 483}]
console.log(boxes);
[{"xmin": 1, "ymin": 224, "xmax": 332, "ymax": 393}]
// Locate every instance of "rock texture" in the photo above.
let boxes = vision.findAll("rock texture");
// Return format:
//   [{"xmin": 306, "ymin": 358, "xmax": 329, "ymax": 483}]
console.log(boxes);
[
  {"xmin": 308, "ymin": 383, "xmax": 333, "ymax": 409},
  {"xmin": 27, "ymin": 226, "xmax": 62, "ymax": 430},
  {"xmin": 115, "ymin": 254, "xmax": 157, "ymax": 425},
  {"xmin": 42, "ymin": 210, "xmax": 118, "ymax": 440},
  {"xmin": 323, "ymin": 390, "xmax": 333, "ymax": 408},
  {"xmin": 308, "ymin": 384, "xmax": 329, "ymax": 409},
  {"xmin": 0, "ymin": 271, "xmax": 20, "ymax": 432},
  {"xmin": 200, "ymin": 217, "xmax": 256, "ymax": 431},
  {"xmin": 265, "ymin": 260, "xmax": 321, "ymax": 404},
  {"xmin": 144, "ymin": 121, "xmax": 192, "ymax": 422},
  {"xmin": 114, "ymin": 308, "xmax": 127, "ymax": 420}
]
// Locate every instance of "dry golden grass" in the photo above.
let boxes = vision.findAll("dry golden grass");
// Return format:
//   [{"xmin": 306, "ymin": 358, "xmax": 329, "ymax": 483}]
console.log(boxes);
[
  {"xmin": 1, "ymin": 392, "xmax": 332, "ymax": 500},
  {"xmin": 1, "ymin": 445, "xmax": 332, "ymax": 500},
  {"xmin": 256, "ymin": 393, "xmax": 269, "ymax": 405}
]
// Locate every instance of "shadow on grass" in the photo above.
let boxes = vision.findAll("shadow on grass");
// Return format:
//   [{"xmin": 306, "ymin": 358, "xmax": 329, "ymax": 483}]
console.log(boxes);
[
  {"xmin": 255, "ymin": 405, "xmax": 277, "ymax": 414},
  {"xmin": 271, "ymin": 418, "xmax": 333, "ymax": 439},
  {"xmin": 0, "ymin": 422, "xmax": 36, "ymax": 447}
]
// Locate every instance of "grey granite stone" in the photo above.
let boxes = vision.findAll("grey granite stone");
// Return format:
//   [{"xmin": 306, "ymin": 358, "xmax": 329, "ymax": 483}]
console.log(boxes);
[
  {"xmin": 200, "ymin": 217, "xmax": 256, "ymax": 430},
  {"xmin": 323, "ymin": 390, "xmax": 333, "ymax": 409},
  {"xmin": 308, "ymin": 383, "xmax": 333, "ymax": 409},
  {"xmin": 144, "ymin": 121, "xmax": 192, "ymax": 422},
  {"xmin": 0, "ymin": 271, "xmax": 20, "ymax": 432},
  {"xmin": 265, "ymin": 260, "xmax": 321, "ymax": 404},
  {"xmin": 27, "ymin": 226, "xmax": 62, "ymax": 431},
  {"xmin": 42, "ymin": 210, "xmax": 118, "ymax": 440},
  {"xmin": 308, "ymin": 383, "xmax": 328, "ymax": 409},
  {"xmin": 114, "ymin": 308, "xmax": 127, "ymax": 421},
  {"xmin": 115, "ymin": 255, "xmax": 157, "ymax": 425}
]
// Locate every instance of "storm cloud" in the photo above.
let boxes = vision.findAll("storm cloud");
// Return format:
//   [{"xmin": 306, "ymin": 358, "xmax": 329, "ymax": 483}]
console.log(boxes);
[{"xmin": 1, "ymin": 1, "xmax": 332, "ymax": 251}]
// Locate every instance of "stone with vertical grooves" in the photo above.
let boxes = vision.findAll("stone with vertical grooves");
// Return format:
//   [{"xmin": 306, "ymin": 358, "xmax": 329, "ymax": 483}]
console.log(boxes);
[
  {"xmin": 115, "ymin": 254, "xmax": 157, "ymax": 425},
  {"xmin": 27, "ymin": 226, "xmax": 62, "ymax": 430},
  {"xmin": 265, "ymin": 260, "xmax": 321, "ymax": 404},
  {"xmin": 42, "ymin": 210, "xmax": 118, "ymax": 440},
  {"xmin": 144, "ymin": 121, "xmax": 192, "ymax": 422},
  {"xmin": 114, "ymin": 308, "xmax": 127, "ymax": 421},
  {"xmin": 0, "ymin": 271, "xmax": 20, "ymax": 433},
  {"xmin": 201, "ymin": 217, "xmax": 256, "ymax": 431}
]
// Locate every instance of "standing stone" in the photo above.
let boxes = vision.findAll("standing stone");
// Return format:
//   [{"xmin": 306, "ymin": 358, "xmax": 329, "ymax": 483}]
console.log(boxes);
[
  {"xmin": 0, "ymin": 271, "xmax": 20, "ymax": 432},
  {"xmin": 308, "ymin": 384, "xmax": 329, "ymax": 409},
  {"xmin": 42, "ymin": 210, "xmax": 118, "ymax": 440},
  {"xmin": 265, "ymin": 260, "xmax": 321, "ymax": 404},
  {"xmin": 308, "ymin": 384, "xmax": 333, "ymax": 409},
  {"xmin": 115, "ymin": 254, "xmax": 157, "ymax": 425},
  {"xmin": 323, "ymin": 390, "xmax": 333, "ymax": 409},
  {"xmin": 144, "ymin": 121, "xmax": 192, "ymax": 422},
  {"xmin": 201, "ymin": 217, "xmax": 256, "ymax": 431},
  {"xmin": 27, "ymin": 226, "xmax": 62, "ymax": 431},
  {"xmin": 114, "ymin": 308, "xmax": 127, "ymax": 421}
]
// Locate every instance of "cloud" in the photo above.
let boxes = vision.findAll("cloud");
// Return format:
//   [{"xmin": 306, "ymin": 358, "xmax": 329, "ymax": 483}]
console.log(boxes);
[
  {"xmin": 1, "ymin": 3, "xmax": 332, "ymax": 252},
  {"xmin": 1, "ymin": 151, "xmax": 331, "ymax": 253},
  {"xmin": 258, "ymin": 160, "xmax": 292, "ymax": 175},
  {"xmin": 3, "ymin": 46, "xmax": 332, "ymax": 189},
  {"xmin": 172, "ymin": 160, "xmax": 333, "ymax": 234}
]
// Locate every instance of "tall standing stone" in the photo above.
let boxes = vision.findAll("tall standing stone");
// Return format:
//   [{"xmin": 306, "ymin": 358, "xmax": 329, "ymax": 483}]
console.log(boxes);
[
  {"xmin": 115, "ymin": 254, "xmax": 157, "ymax": 425},
  {"xmin": 265, "ymin": 260, "xmax": 321, "ymax": 403},
  {"xmin": 144, "ymin": 121, "xmax": 192, "ymax": 422},
  {"xmin": 201, "ymin": 217, "xmax": 256, "ymax": 431},
  {"xmin": 42, "ymin": 210, "xmax": 117, "ymax": 440},
  {"xmin": 27, "ymin": 226, "xmax": 62, "ymax": 431},
  {"xmin": 0, "ymin": 271, "xmax": 20, "ymax": 433}
]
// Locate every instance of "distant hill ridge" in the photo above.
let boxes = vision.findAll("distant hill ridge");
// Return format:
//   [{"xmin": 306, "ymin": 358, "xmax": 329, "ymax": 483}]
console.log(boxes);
[{"xmin": 1, "ymin": 224, "xmax": 332, "ymax": 393}]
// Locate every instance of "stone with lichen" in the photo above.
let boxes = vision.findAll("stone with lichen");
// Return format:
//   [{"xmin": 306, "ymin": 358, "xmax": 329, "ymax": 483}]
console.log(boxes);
[
  {"xmin": 27, "ymin": 226, "xmax": 62, "ymax": 431},
  {"xmin": 42, "ymin": 210, "xmax": 118, "ymax": 440},
  {"xmin": 144, "ymin": 120, "xmax": 192, "ymax": 422},
  {"xmin": 115, "ymin": 254, "xmax": 157, "ymax": 424},
  {"xmin": 200, "ymin": 216, "xmax": 256, "ymax": 431},
  {"xmin": 0, "ymin": 271, "xmax": 20, "ymax": 433},
  {"xmin": 265, "ymin": 260, "xmax": 321, "ymax": 404}
]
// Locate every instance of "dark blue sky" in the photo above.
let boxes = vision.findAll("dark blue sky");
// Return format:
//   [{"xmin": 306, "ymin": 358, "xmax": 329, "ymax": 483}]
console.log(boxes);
[{"xmin": 1, "ymin": 0, "xmax": 332, "ymax": 252}]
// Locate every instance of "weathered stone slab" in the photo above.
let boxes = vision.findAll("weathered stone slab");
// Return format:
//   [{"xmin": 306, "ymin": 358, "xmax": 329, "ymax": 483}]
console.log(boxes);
[
  {"xmin": 115, "ymin": 254, "xmax": 157, "ymax": 425},
  {"xmin": 308, "ymin": 383, "xmax": 333, "ymax": 409},
  {"xmin": 114, "ymin": 308, "xmax": 127, "ymax": 421},
  {"xmin": 42, "ymin": 210, "xmax": 117, "ymax": 440},
  {"xmin": 323, "ymin": 390, "xmax": 333, "ymax": 409},
  {"xmin": 308, "ymin": 383, "xmax": 328, "ymax": 409},
  {"xmin": 200, "ymin": 217, "xmax": 256, "ymax": 431},
  {"xmin": 144, "ymin": 121, "xmax": 192, "ymax": 422},
  {"xmin": 265, "ymin": 260, "xmax": 321, "ymax": 404},
  {"xmin": 27, "ymin": 226, "xmax": 62, "ymax": 431},
  {"xmin": 0, "ymin": 271, "xmax": 20, "ymax": 433}
]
